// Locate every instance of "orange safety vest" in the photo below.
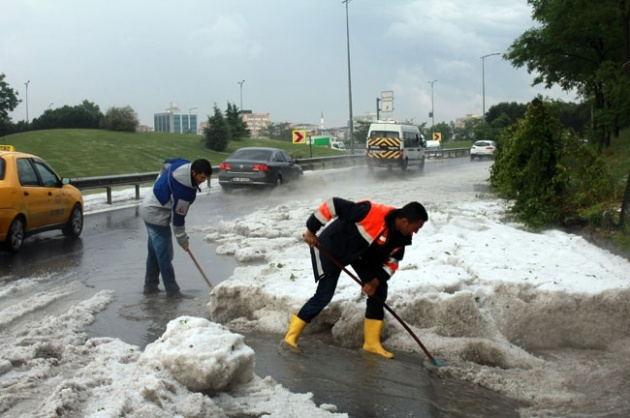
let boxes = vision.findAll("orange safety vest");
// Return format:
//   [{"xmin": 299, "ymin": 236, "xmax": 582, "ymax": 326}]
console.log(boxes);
[{"xmin": 316, "ymin": 199, "xmax": 394, "ymax": 245}]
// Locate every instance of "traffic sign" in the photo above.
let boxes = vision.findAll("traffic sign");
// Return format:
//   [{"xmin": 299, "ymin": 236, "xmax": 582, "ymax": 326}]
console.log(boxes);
[
  {"xmin": 292, "ymin": 130, "xmax": 307, "ymax": 144},
  {"xmin": 433, "ymin": 132, "xmax": 442, "ymax": 142}
]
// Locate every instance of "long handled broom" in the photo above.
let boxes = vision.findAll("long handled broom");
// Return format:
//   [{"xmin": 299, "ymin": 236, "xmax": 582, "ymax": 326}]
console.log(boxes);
[
  {"xmin": 315, "ymin": 243, "xmax": 444, "ymax": 367},
  {"xmin": 187, "ymin": 249, "xmax": 215, "ymax": 291}
]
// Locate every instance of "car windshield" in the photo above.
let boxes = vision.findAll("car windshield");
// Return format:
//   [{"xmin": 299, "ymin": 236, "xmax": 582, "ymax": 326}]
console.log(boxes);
[
  {"xmin": 231, "ymin": 149, "xmax": 273, "ymax": 160},
  {"xmin": 370, "ymin": 131, "xmax": 399, "ymax": 139}
]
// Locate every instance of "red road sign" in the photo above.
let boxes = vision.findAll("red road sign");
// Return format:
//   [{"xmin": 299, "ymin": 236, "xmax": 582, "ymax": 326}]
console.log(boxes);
[{"xmin": 292, "ymin": 130, "xmax": 306, "ymax": 144}]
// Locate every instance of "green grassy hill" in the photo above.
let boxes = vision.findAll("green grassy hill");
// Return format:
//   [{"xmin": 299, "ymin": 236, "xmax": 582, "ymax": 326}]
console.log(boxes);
[{"xmin": 0, "ymin": 129, "xmax": 347, "ymax": 178}]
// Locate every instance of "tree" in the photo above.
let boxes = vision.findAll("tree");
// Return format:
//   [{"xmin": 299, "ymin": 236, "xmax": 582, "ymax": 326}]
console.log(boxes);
[
  {"xmin": 453, "ymin": 118, "xmax": 480, "ymax": 142},
  {"xmin": 204, "ymin": 105, "xmax": 230, "ymax": 151},
  {"xmin": 0, "ymin": 74, "xmax": 20, "ymax": 136},
  {"xmin": 258, "ymin": 121, "xmax": 292, "ymax": 141},
  {"xmin": 101, "ymin": 106, "xmax": 138, "ymax": 132},
  {"xmin": 31, "ymin": 100, "xmax": 103, "ymax": 130},
  {"xmin": 485, "ymin": 102, "xmax": 528, "ymax": 125},
  {"xmin": 224, "ymin": 102, "xmax": 250, "ymax": 140},
  {"xmin": 490, "ymin": 97, "xmax": 613, "ymax": 227},
  {"xmin": 506, "ymin": 0, "xmax": 630, "ymax": 148},
  {"xmin": 352, "ymin": 119, "xmax": 370, "ymax": 147},
  {"xmin": 431, "ymin": 121, "xmax": 454, "ymax": 142}
]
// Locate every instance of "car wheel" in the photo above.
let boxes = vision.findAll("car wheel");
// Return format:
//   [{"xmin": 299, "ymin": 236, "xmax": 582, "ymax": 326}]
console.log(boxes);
[
  {"xmin": 274, "ymin": 176, "xmax": 283, "ymax": 187},
  {"xmin": 4, "ymin": 217, "xmax": 25, "ymax": 252},
  {"xmin": 419, "ymin": 156, "xmax": 425, "ymax": 171},
  {"xmin": 401, "ymin": 158, "xmax": 408, "ymax": 171},
  {"xmin": 62, "ymin": 204, "xmax": 83, "ymax": 238}
]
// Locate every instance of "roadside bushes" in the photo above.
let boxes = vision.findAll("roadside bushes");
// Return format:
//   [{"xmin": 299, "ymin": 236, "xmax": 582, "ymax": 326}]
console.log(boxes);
[{"xmin": 490, "ymin": 97, "xmax": 614, "ymax": 228}]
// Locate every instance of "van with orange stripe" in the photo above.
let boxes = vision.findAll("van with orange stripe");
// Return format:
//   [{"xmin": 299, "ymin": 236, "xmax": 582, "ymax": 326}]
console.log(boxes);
[{"xmin": 365, "ymin": 121, "xmax": 426, "ymax": 171}]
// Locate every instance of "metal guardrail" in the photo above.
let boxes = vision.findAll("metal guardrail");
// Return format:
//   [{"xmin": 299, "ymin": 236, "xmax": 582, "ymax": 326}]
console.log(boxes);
[
  {"xmin": 425, "ymin": 148, "xmax": 470, "ymax": 158},
  {"xmin": 71, "ymin": 172, "xmax": 158, "ymax": 204},
  {"xmin": 294, "ymin": 154, "xmax": 365, "ymax": 170},
  {"xmin": 70, "ymin": 149, "xmax": 469, "ymax": 204}
]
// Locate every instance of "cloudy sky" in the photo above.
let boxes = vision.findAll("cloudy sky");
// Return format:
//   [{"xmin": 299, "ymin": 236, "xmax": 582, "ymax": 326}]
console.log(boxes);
[{"xmin": 2, "ymin": 0, "xmax": 577, "ymax": 129}]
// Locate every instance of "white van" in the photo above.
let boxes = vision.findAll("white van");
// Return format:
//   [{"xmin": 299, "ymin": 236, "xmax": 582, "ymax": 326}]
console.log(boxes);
[{"xmin": 365, "ymin": 121, "xmax": 426, "ymax": 171}]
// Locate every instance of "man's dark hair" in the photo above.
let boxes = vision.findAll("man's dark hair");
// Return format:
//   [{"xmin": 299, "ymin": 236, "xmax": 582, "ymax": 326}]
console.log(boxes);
[
  {"xmin": 399, "ymin": 202, "xmax": 428, "ymax": 223},
  {"xmin": 191, "ymin": 159, "xmax": 213, "ymax": 176}
]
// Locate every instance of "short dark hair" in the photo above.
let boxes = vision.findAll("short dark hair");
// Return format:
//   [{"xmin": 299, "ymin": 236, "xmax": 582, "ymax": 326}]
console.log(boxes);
[
  {"xmin": 399, "ymin": 202, "xmax": 428, "ymax": 223},
  {"xmin": 192, "ymin": 159, "xmax": 213, "ymax": 176}
]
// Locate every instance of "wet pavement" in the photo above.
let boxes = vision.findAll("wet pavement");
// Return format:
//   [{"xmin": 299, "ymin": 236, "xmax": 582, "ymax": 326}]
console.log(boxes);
[{"xmin": 0, "ymin": 160, "xmax": 529, "ymax": 417}]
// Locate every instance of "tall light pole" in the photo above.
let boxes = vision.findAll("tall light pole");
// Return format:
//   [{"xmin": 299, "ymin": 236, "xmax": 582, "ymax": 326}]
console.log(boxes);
[
  {"xmin": 237, "ymin": 80, "xmax": 245, "ymax": 111},
  {"xmin": 188, "ymin": 107, "xmax": 198, "ymax": 134},
  {"xmin": 428, "ymin": 79, "xmax": 437, "ymax": 128},
  {"xmin": 24, "ymin": 80, "xmax": 30, "ymax": 123},
  {"xmin": 481, "ymin": 52, "xmax": 501, "ymax": 119},
  {"xmin": 343, "ymin": 0, "xmax": 354, "ymax": 151}
]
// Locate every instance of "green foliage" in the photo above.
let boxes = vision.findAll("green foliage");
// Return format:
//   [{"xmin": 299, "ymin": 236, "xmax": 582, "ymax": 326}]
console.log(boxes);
[
  {"xmin": 204, "ymin": 105, "xmax": 230, "ymax": 151},
  {"xmin": 225, "ymin": 102, "xmax": 250, "ymax": 140},
  {"xmin": 0, "ymin": 74, "xmax": 20, "ymax": 136},
  {"xmin": 101, "ymin": 106, "xmax": 139, "ymax": 132},
  {"xmin": 486, "ymin": 102, "xmax": 528, "ymax": 124},
  {"xmin": 506, "ymin": 0, "xmax": 630, "ymax": 147},
  {"xmin": 258, "ymin": 121, "xmax": 292, "ymax": 142},
  {"xmin": 491, "ymin": 97, "xmax": 615, "ymax": 228},
  {"xmin": 431, "ymin": 121, "xmax": 454, "ymax": 141},
  {"xmin": 352, "ymin": 119, "xmax": 370, "ymax": 146},
  {"xmin": 491, "ymin": 98, "xmax": 568, "ymax": 226},
  {"xmin": 453, "ymin": 118, "xmax": 480, "ymax": 143},
  {"xmin": 32, "ymin": 100, "xmax": 104, "ymax": 130}
]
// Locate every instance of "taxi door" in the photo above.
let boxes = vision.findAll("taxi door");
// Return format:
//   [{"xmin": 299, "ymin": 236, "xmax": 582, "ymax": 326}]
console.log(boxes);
[{"xmin": 16, "ymin": 158, "xmax": 64, "ymax": 230}]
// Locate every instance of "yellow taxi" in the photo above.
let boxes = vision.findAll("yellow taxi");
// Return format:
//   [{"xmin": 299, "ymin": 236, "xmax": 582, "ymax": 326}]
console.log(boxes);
[{"xmin": 0, "ymin": 145, "xmax": 84, "ymax": 252}]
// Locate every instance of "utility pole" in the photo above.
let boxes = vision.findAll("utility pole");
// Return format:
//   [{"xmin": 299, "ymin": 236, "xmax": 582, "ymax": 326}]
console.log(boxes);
[
  {"xmin": 237, "ymin": 80, "xmax": 246, "ymax": 111},
  {"xmin": 428, "ymin": 80, "xmax": 437, "ymax": 128},
  {"xmin": 24, "ymin": 80, "xmax": 30, "ymax": 123},
  {"xmin": 481, "ymin": 52, "xmax": 501, "ymax": 119},
  {"xmin": 343, "ymin": 0, "xmax": 354, "ymax": 151}
]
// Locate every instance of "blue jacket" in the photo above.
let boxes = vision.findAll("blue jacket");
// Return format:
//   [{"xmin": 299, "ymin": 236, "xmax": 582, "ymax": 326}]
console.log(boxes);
[{"xmin": 139, "ymin": 158, "xmax": 198, "ymax": 245}]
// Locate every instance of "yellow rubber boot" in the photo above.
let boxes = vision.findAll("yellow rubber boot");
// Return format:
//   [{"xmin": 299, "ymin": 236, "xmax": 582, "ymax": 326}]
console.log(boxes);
[
  {"xmin": 283, "ymin": 314, "xmax": 308, "ymax": 348},
  {"xmin": 362, "ymin": 318, "xmax": 394, "ymax": 359}
]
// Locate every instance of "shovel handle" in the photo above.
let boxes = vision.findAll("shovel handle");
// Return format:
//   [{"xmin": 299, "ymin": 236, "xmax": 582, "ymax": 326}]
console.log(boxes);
[{"xmin": 188, "ymin": 249, "xmax": 214, "ymax": 291}]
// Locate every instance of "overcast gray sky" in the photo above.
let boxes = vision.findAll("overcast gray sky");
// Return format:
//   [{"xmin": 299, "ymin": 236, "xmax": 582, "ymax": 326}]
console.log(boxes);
[{"xmin": 2, "ymin": 0, "xmax": 577, "ymax": 129}]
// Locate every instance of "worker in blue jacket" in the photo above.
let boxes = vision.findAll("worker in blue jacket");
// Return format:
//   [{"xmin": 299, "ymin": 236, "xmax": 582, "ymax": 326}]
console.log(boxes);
[{"xmin": 139, "ymin": 158, "xmax": 212, "ymax": 298}]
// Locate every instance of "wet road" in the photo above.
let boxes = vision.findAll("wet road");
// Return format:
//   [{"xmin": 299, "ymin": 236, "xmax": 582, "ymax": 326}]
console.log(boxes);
[{"xmin": 0, "ymin": 159, "xmax": 527, "ymax": 417}]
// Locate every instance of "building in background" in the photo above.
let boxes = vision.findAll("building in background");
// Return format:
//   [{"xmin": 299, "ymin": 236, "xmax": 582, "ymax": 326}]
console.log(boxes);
[
  {"xmin": 154, "ymin": 103, "xmax": 198, "ymax": 134},
  {"xmin": 240, "ymin": 110, "xmax": 269, "ymax": 138},
  {"xmin": 455, "ymin": 113, "xmax": 481, "ymax": 129}
]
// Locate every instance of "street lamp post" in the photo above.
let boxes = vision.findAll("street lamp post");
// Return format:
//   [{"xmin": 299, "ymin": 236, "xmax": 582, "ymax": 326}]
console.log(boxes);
[
  {"xmin": 237, "ymin": 80, "xmax": 245, "ymax": 111},
  {"xmin": 428, "ymin": 80, "xmax": 437, "ymax": 128},
  {"xmin": 343, "ymin": 0, "xmax": 354, "ymax": 152},
  {"xmin": 481, "ymin": 52, "xmax": 501, "ymax": 119},
  {"xmin": 188, "ymin": 107, "xmax": 198, "ymax": 134},
  {"xmin": 24, "ymin": 80, "xmax": 30, "ymax": 123}
]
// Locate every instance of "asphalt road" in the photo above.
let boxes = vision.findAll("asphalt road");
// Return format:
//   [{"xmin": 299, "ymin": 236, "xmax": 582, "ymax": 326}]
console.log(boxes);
[{"xmin": 0, "ymin": 159, "xmax": 526, "ymax": 417}]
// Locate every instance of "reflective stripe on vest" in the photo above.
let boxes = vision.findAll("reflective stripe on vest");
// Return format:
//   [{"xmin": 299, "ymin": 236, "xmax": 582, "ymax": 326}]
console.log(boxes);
[
  {"xmin": 355, "ymin": 201, "xmax": 395, "ymax": 245},
  {"xmin": 315, "ymin": 198, "xmax": 336, "ymax": 224}
]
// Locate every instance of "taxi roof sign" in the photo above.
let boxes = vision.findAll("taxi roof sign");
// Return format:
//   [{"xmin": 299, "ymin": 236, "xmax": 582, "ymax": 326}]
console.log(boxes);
[{"xmin": 0, "ymin": 145, "xmax": 15, "ymax": 152}]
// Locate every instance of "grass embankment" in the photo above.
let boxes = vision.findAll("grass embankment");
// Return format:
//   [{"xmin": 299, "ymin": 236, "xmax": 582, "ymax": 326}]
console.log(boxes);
[{"xmin": 0, "ymin": 129, "xmax": 347, "ymax": 178}]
